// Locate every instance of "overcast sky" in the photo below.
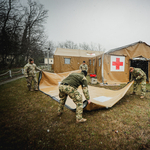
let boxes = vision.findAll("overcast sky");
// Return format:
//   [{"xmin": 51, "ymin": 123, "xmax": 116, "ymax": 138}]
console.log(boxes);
[{"xmin": 24, "ymin": 0, "xmax": 150, "ymax": 51}]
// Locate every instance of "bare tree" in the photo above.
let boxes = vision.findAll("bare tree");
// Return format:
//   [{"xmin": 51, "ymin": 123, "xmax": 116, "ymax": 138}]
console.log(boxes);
[
  {"xmin": 57, "ymin": 40, "xmax": 78, "ymax": 49},
  {"xmin": 0, "ymin": 0, "xmax": 48, "ymax": 68},
  {"xmin": 79, "ymin": 42, "xmax": 90, "ymax": 50},
  {"xmin": 0, "ymin": 0, "xmax": 23, "ymax": 68},
  {"xmin": 43, "ymin": 41, "xmax": 55, "ymax": 58},
  {"xmin": 56, "ymin": 41, "xmax": 104, "ymax": 51},
  {"xmin": 20, "ymin": 0, "xmax": 48, "ymax": 63},
  {"xmin": 48, "ymin": 41, "xmax": 56, "ymax": 57}
]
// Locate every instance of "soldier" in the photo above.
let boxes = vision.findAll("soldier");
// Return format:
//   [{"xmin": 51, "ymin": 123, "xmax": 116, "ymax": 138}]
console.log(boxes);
[
  {"xmin": 129, "ymin": 67, "xmax": 146, "ymax": 98},
  {"xmin": 24, "ymin": 58, "xmax": 42, "ymax": 91},
  {"xmin": 79, "ymin": 61, "xmax": 88, "ymax": 76},
  {"xmin": 58, "ymin": 71, "xmax": 91, "ymax": 123}
]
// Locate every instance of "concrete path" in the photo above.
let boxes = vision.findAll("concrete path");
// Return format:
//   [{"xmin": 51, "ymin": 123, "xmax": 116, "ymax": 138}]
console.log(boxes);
[{"xmin": 0, "ymin": 75, "xmax": 24, "ymax": 86}]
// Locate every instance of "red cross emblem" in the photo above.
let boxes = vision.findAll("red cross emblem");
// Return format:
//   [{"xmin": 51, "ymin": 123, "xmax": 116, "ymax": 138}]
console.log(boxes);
[{"xmin": 112, "ymin": 58, "xmax": 123, "ymax": 70}]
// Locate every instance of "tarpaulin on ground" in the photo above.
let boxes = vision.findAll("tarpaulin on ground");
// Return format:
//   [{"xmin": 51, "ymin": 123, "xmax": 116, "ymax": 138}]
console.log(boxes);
[{"xmin": 38, "ymin": 70, "xmax": 134, "ymax": 111}]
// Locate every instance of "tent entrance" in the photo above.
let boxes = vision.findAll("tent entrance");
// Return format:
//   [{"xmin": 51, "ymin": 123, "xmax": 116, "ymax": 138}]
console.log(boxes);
[{"xmin": 130, "ymin": 59, "xmax": 148, "ymax": 81}]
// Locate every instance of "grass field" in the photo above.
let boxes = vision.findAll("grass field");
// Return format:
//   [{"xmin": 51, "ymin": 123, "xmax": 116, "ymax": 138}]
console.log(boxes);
[{"xmin": 0, "ymin": 75, "xmax": 150, "ymax": 150}]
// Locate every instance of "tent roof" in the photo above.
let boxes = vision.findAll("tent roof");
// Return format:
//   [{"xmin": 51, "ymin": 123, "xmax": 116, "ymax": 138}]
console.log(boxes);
[
  {"xmin": 54, "ymin": 48, "xmax": 103, "ymax": 57},
  {"xmin": 105, "ymin": 41, "xmax": 150, "ymax": 54}
]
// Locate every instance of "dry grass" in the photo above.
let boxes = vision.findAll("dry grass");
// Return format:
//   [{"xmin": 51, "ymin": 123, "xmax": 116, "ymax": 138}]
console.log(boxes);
[{"xmin": 0, "ymin": 75, "xmax": 150, "ymax": 150}]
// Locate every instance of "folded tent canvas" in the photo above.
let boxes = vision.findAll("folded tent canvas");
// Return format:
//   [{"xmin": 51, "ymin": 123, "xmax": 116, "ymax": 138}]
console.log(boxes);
[{"xmin": 38, "ymin": 70, "xmax": 134, "ymax": 111}]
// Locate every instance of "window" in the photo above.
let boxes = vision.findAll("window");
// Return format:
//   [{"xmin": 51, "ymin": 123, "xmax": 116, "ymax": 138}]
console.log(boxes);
[
  {"xmin": 93, "ymin": 59, "xmax": 95, "ymax": 66},
  {"xmin": 64, "ymin": 58, "xmax": 71, "ymax": 64},
  {"xmin": 99, "ymin": 58, "xmax": 101, "ymax": 67},
  {"xmin": 89, "ymin": 60, "xmax": 91, "ymax": 65}
]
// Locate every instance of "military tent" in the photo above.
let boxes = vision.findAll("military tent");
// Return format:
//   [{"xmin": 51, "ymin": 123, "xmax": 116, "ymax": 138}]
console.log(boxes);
[
  {"xmin": 53, "ymin": 48, "xmax": 103, "ymax": 73},
  {"xmin": 96, "ymin": 41, "xmax": 150, "ymax": 84}
]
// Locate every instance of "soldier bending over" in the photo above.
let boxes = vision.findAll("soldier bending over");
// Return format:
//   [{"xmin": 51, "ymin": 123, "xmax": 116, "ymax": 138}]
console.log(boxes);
[
  {"xmin": 58, "ymin": 71, "xmax": 91, "ymax": 123},
  {"xmin": 129, "ymin": 67, "xmax": 146, "ymax": 98}
]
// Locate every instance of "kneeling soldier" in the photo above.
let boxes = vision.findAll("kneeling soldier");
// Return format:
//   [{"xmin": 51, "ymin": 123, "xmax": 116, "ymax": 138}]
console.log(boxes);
[{"xmin": 58, "ymin": 71, "xmax": 91, "ymax": 123}]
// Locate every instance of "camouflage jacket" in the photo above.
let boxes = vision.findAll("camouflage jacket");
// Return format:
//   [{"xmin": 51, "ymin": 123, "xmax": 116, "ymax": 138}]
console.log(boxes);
[
  {"xmin": 24, "ymin": 63, "xmax": 41, "ymax": 77},
  {"xmin": 79, "ymin": 64, "xmax": 88, "ymax": 72},
  {"xmin": 131, "ymin": 68, "xmax": 146, "ymax": 81},
  {"xmin": 61, "ymin": 72, "xmax": 90, "ymax": 100}
]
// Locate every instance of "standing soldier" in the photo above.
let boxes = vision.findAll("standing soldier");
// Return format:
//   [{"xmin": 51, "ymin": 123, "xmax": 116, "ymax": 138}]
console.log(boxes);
[
  {"xmin": 79, "ymin": 61, "xmax": 88, "ymax": 76},
  {"xmin": 24, "ymin": 58, "xmax": 42, "ymax": 91},
  {"xmin": 129, "ymin": 67, "xmax": 146, "ymax": 98},
  {"xmin": 58, "ymin": 71, "xmax": 91, "ymax": 123}
]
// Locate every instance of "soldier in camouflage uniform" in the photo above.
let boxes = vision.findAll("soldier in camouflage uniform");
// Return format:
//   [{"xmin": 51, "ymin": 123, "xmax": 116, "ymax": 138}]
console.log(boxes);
[
  {"xmin": 24, "ymin": 58, "xmax": 42, "ymax": 91},
  {"xmin": 129, "ymin": 67, "xmax": 146, "ymax": 98},
  {"xmin": 79, "ymin": 61, "xmax": 88, "ymax": 76},
  {"xmin": 58, "ymin": 71, "xmax": 91, "ymax": 123}
]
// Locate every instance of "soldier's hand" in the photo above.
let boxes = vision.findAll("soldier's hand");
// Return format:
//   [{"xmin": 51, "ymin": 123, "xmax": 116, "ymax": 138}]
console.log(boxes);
[
  {"xmin": 134, "ymin": 78, "xmax": 137, "ymax": 81},
  {"xmin": 88, "ymin": 100, "xmax": 91, "ymax": 104}
]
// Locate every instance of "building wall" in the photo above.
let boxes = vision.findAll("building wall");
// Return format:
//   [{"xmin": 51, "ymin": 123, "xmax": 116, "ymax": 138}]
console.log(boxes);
[
  {"xmin": 88, "ymin": 57, "xmax": 97, "ymax": 74},
  {"xmin": 148, "ymin": 61, "xmax": 150, "ymax": 82},
  {"xmin": 96, "ymin": 55, "xmax": 103, "ymax": 82},
  {"xmin": 44, "ymin": 58, "xmax": 53, "ymax": 64},
  {"xmin": 54, "ymin": 55, "xmax": 91, "ymax": 73}
]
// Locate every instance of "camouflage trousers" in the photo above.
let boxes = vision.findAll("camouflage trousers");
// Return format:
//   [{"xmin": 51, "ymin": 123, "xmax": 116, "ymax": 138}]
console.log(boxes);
[
  {"xmin": 58, "ymin": 85, "xmax": 83, "ymax": 120},
  {"xmin": 26, "ymin": 76, "xmax": 38, "ymax": 90},
  {"xmin": 133, "ymin": 76, "xmax": 146, "ymax": 96}
]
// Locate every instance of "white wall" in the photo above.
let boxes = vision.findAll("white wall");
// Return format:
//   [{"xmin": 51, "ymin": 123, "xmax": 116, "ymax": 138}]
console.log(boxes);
[{"xmin": 44, "ymin": 58, "xmax": 53, "ymax": 64}]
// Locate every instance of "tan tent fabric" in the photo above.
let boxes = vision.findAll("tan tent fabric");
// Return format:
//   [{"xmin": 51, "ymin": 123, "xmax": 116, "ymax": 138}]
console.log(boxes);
[
  {"xmin": 38, "ymin": 71, "xmax": 134, "ymax": 111},
  {"xmin": 97, "ymin": 41, "xmax": 150, "ymax": 84},
  {"xmin": 53, "ymin": 42, "xmax": 150, "ymax": 84},
  {"xmin": 54, "ymin": 48, "xmax": 103, "ymax": 57},
  {"xmin": 54, "ymin": 48, "xmax": 103, "ymax": 73},
  {"xmin": 85, "ymin": 81, "xmax": 133, "ymax": 110}
]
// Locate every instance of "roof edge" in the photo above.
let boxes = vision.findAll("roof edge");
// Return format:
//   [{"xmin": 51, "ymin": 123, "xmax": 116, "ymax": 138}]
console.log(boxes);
[{"xmin": 105, "ymin": 41, "xmax": 150, "ymax": 54}]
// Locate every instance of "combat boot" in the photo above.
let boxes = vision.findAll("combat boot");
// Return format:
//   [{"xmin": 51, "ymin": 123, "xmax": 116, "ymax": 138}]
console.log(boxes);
[
  {"xmin": 76, "ymin": 118, "xmax": 87, "ymax": 123},
  {"xmin": 30, "ymin": 88, "xmax": 34, "ymax": 92},
  {"xmin": 140, "ymin": 96, "xmax": 144, "ymax": 99},
  {"xmin": 28, "ymin": 87, "xmax": 32, "ymax": 91},
  {"xmin": 57, "ymin": 112, "xmax": 63, "ymax": 116},
  {"xmin": 35, "ymin": 88, "xmax": 38, "ymax": 91}
]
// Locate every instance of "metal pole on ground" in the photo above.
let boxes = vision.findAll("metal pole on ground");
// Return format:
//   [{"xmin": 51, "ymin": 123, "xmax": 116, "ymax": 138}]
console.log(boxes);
[
  {"xmin": 9, "ymin": 70, "xmax": 12, "ymax": 78},
  {"xmin": 47, "ymin": 48, "xmax": 50, "ymax": 70}
]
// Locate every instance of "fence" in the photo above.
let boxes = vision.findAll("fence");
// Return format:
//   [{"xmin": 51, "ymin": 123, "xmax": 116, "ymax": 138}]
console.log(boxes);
[
  {"xmin": 0, "ymin": 69, "xmax": 24, "ymax": 78},
  {"xmin": 0, "ymin": 65, "xmax": 52, "ymax": 81},
  {"xmin": 39, "ymin": 64, "xmax": 52, "ymax": 71}
]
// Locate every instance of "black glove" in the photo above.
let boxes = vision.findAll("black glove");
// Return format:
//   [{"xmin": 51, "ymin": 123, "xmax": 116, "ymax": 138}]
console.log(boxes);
[{"xmin": 131, "ymin": 78, "xmax": 136, "ymax": 81}]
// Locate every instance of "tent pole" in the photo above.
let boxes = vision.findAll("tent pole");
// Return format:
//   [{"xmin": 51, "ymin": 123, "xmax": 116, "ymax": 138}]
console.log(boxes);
[{"xmin": 102, "ymin": 53, "xmax": 104, "ymax": 83}]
